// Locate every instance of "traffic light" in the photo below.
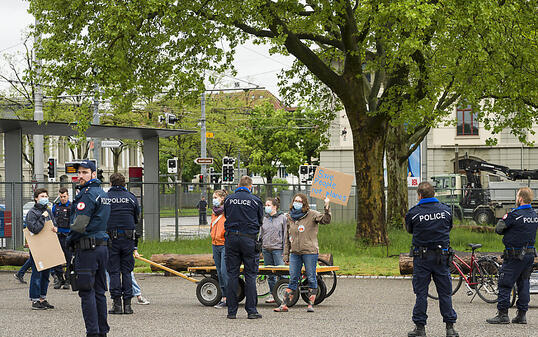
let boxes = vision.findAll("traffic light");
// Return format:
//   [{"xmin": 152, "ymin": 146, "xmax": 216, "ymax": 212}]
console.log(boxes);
[
  {"xmin": 222, "ymin": 157, "xmax": 236, "ymax": 183},
  {"xmin": 97, "ymin": 169, "xmax": 104, "ymax": 181},
  {"xmin": 167, "ymin": 158, "xmax": 177, "ymax": 174},
  {"xmin": 211, "ymin": 174, "xmax": 220, "ymax": 184},
  {"xmin": 299, "ymin": 165, "xmax": 308, "ymax": 183},
  {"xmin": 308, "ymin": 165, "xmax": 317, "ymax": 182},
  {"xmin": 47, "ymin": 158, "xmax": 57, "ymax": 181},
  {"xmin": 199, "ymin": 174, "xmax": 204, "ymax": 183}
]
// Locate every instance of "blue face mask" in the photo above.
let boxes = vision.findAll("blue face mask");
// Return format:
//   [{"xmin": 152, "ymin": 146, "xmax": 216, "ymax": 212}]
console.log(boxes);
[
  {"xmin": 38, "ymin": 197, "xmax": 49, "ymax": 206},
  {"xmin": 293, "ymin": 202, "xmax": 303, "ymax": 210},
  {"xmin": 212, "ymin": 198, "xmax": 221, "ymax": 207},
  {"xmin": 265, "ymin": 206, "xmax": 273, "ymax": 214}
]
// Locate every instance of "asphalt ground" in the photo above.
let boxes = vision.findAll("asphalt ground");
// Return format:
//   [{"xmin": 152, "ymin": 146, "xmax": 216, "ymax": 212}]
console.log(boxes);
[{"xmin": 1, "ymin": 272, "xmax": 537, "ymax": 337}]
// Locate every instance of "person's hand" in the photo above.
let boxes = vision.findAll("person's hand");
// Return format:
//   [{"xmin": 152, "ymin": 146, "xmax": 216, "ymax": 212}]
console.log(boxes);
[
  {"xmin": 324, "ymin": 197, "xmax": 330, "ymax": 208},
  {"xmin": 283, "ymin": 255, "xmax": 289, "ymax": 264},
  {"xmin": 42, "ymin": 211, "xmax": 49, "ymax": 218},
  {"xmin": 52, "ymin": 226, "xmax": 58, "ymax": 233},
  {"xmin": 134, "ymin": 250, "xmax": 141, "ymax": 258}
]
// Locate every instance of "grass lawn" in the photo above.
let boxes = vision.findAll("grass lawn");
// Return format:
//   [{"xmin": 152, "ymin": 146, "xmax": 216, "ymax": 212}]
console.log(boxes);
[{"xmin": 159, "ymin": 208, "xmax": 209, "ymax": 217}]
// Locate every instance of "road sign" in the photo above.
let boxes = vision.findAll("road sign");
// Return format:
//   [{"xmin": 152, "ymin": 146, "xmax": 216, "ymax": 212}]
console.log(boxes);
[
  {"xmin": 100, "ymin": 140, "xmax": 124, "ymax": 148},
  {"xmin": 206, "ymin": 132, "xmax": 214, "ymax": 138},
  {"xmin": 194, "ymin": 158, "xmax": 214, "ymax": 165}
]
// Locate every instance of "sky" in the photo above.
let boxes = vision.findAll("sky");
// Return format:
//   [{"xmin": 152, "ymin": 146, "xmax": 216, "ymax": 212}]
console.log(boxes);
[{"xmin": 0, "ymin": 1, "xmax": 295, "ymax": 98}]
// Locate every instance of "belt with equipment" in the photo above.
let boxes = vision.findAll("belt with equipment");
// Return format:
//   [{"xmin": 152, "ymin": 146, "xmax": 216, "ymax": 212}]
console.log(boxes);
[
  {"xmin": 225, "ymin": 230, "xmax": 257, "ymax": 240},
  {"xmin": 107, "ymin": 229, "xmax": 136, "ymax": 240},
  {"xmin": 503, "ymin": 246, "xmax": 536, "ymax": 260},
  {"xmin": 74, "ymin": 237, "xmax": 109, "ymax": 251}
]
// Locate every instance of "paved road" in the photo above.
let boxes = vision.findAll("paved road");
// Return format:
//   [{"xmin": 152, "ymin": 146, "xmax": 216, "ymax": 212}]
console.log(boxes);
[{"xmin": 1, "ymin": 272, "xmax": 537, "ymax": 336}]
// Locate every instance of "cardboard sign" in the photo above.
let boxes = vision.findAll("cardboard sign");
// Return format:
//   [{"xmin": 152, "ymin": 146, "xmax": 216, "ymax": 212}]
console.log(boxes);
[
  {"xmin": 309, "ymin": 167, "xmax": 354, "ymax": 206},
  {"xmin": 23, "ymin": 220, "xmax": 66, "ymax": 272}
]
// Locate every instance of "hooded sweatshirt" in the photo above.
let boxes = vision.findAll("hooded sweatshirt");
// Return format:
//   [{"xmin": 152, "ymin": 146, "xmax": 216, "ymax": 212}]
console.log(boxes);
[{"xmin": 260, "ymin": 211, "xmax": 287, "ymax": 251}]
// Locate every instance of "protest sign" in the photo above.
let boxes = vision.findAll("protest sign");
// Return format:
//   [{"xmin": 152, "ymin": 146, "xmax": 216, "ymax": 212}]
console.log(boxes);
[
  {"xmin": 24, "ymin": 220, "xmax": 66, "ymax": 271},
  {"xmin": 309, "ymin": 167, "xmax": 354, "ymax": 206}
]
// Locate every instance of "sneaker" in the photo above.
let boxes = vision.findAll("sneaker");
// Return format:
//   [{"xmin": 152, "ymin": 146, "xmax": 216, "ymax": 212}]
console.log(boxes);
[
  {"xmin": 41, "ymin": 300, "xmax": 54, "ymax": 309},
  {"xmin": 307, "ymin": 305, "xmax": 314, "ymax": 312},
  {"xmin": 32, "ymin": 301, "xmax": 47, "ymax": 310},
  {"xmin": 214, "ymin": 301, "xmax": 226, "ymax": 309},
  {"xmin": 265, "ymin": 297, "xmax": 276, "ymax": 304},
  {"xmin": 14, "ymin": 273, "xmax": 27, "ymax": 284},
  {"xmin": 137, "ymin": 296, "xmax": 150, "ymax": 305},
  {"xmin": 62, "ymin": 283, "xmax": 70, "ymax": 290}
]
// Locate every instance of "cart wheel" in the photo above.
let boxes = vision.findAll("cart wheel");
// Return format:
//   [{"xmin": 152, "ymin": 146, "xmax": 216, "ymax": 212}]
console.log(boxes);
[
  {"xmin": 196, "ymin": 277, "xmax": 222, "ymax": 306},
  {"xmin": 317, "ymin": 258, "xmax": 337, "ymax": 298},
  {"xmin": 300, "ymin": 277, "xmax": 327, "ymax": 305},
  {"xmin": 272, "ymin": 278, "xmax": 299, "ymax": 307},
  {"xmin": 236, "ymin": 278, "xmax": 246, "ymax": 303}
]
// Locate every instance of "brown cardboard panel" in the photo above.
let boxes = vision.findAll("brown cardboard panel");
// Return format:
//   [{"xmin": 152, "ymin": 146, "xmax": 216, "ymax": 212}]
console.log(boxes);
[
  {"xmin": 23, "ymin": 220, "xmax": 66, "ymax": 272},
  {"xmin": 309, "ymin": 166, "xmax": 354, "ymax": 206}
]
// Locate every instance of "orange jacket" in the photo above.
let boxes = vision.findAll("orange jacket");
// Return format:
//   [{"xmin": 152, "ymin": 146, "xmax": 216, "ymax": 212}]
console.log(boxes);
[{"xmin": 210, "ymin": 212, "xmax": 226, "ymax": 246}]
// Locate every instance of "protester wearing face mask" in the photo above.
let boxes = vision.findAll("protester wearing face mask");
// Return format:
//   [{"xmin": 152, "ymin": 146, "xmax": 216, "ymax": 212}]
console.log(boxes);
[
  {"xmin": 260, "ymin": 197, "xmax": 287, "ymax": 304},
  {"xmin": 211, "ymin": 189, "xmax": 228, "ymax": 309},
  {"xmin": 274, "ymin": 193, "xmax": 330, "ymax": 313},
  {"xmin": 25, "ymin": 188, "xmax": 57, "ymax": 310}
]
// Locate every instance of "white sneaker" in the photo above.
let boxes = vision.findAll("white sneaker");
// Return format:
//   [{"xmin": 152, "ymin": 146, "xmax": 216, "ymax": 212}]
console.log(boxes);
[{"xmin": 137, "ymin": 296, "xmax": 150, "ymax": 305}]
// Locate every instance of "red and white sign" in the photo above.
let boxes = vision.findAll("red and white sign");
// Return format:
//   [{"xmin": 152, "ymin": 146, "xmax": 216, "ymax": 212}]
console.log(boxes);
[
  {"xmin": 407, "ymin": 177, "xmax": 421, "ymax": 187},
  {"xmin": 194, "ymin": 158, "xmax": 214, "ymax": 165},
  {"xmin": 77, "ymin": 202, "xmax": 86, "ymax": 211}
]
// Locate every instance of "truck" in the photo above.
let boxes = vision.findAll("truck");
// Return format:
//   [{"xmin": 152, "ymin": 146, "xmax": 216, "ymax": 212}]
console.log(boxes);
[{"xmin": 431, "ymin": 158, "xmax": 538, "ymax": 225}]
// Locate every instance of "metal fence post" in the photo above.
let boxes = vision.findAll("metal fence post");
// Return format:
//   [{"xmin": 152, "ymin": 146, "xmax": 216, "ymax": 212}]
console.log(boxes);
[{"xmin": 175, "ymin": 182, "xmax": 179, "ymax": 241}]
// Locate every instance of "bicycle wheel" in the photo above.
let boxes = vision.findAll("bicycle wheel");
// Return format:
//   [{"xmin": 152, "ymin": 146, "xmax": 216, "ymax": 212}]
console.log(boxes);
[
  {"xmin": 256, "ymin": 274, "xmax": 271, "ymax": 298},
  {"xmin": 427, "ymin": 261, "xmax": 463, "ymax": 300},
  {"xmin": 317, "ymin": 258, "xmax": 337, "ymax": 298},
  {"xmin": 476, "ymin": 259, "xmax": 500, "ymax": 304}
]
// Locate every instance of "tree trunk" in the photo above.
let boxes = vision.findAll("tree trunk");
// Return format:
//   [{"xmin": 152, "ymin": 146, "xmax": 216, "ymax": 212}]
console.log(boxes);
[
  {"xmin": 352, "ymin": 115, "xmax": 389, "ymax": 245},
  {"xmin": 149, "ymin": 253, "xmax": 334, "ymax": 272},
  {"xmin": 266, "ymin": 174, "xmax": 273, "ymax": 198},
  {"xmin": 0, "ymin": 250, "xmax": 30, "ymax": 266},
  {"xmin": 386, "ymin": 125, "xmax": 409, "ymax": 230}
]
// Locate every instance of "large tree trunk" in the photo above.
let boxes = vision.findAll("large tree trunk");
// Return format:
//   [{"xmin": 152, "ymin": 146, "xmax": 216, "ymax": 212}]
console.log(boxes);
[
  {"xmin": 0, "ymin": 250, "xmax": 30, "ymax": 266},
  {"xmin": 351, "ymin": 114, "xmax": 389, "ymax": 245},
  {"xmin": 386, "ymin": 125, "xmax": 409, "ymax": 230}
]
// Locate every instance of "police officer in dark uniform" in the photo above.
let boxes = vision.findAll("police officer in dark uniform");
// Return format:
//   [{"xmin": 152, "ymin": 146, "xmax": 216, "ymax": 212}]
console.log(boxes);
[
  {"xmin": 105, "ymin": 172, "xmax": 140, "ymax": 315},
  {"xmin": 67, "ymin": 160, "xmax": 111, "ymax": 337},
  {"xmin": 405, "ymin": 182, "xmax": 458, "ymax": 337},
  {"xmin": 52, "ymin": 187, "xmax": 72, "ymax": 289},
  {"xmin": 487, "ymin": 187, "xmax": 538, "ymax": 325},
  {"xmin": 224, "ymin": 176, "xmax": 264, "ymax": 319}
]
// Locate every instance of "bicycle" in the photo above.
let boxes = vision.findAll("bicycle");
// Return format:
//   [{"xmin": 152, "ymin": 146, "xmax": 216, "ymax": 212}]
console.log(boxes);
[{"xmin": 427, "ymin": 243, "xmax": 503, "ymax": 303}]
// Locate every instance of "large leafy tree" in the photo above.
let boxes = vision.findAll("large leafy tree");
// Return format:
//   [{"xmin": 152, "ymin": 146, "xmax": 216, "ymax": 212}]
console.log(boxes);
[{"xmin": 29, "ymin": 1, "xmax": 537, "ymax": 245}]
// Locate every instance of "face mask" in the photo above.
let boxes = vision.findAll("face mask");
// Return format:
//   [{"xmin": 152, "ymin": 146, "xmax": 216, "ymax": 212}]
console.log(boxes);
[
  {"xmin": 293, "ymin": 202, "xmax": 303, "ymax": 210},
  {"xmin": 265, "ymin": 206, "xmax": 273, "ymax": 214},
  {"xmin": 38, "ymin": 198, "xmax": 49, "ymax": 206},
  {"xmin": 213, "ymin": 198, "xmax": 221, "ymax": 207}
]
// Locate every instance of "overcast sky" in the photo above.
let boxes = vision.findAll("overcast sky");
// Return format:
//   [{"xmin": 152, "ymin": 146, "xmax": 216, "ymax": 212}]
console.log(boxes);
[{"xmin": 0, "ymin": 1, "xmax": 294, "ymax": 98}]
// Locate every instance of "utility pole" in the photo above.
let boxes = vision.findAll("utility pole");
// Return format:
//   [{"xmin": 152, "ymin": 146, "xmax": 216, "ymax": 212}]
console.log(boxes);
[
  {"xmin": 33, "ymin": 17, "xmax": 44, "ymax": 183},
  {"xmin": 200, "ymin": 92, "xmax": 207, "ymax": 197},
  {"xmin": 93, "ymin": 84, "xmax": 100, "ymax": 166}
]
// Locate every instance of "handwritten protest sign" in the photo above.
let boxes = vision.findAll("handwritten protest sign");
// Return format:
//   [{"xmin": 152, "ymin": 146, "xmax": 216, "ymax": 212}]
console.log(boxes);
[{"xmin": 309, "ymin": 167, "xmax": 354, "ymax": 206}]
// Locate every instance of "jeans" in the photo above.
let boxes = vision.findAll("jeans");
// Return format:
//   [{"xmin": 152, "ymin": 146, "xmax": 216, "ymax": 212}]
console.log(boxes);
[
  {"xmin": 132, "ymin": 272, "xmax": 141, "ymax": 297},
  {"xmin": 212, "ymin": 244, "xmax": 227, "ymax": 296},
  {"xmin": 262, "ymin": 249, "xmax": 284, "ymax": 292},
  {"xmin": 17, "ymin": 258, "xmax": 32, "ymax": 277},
  {"xmin": 28, "ymin": 253, "xmax": 50, "ymax": 301},
  {"xmin": 288, "ymin": 253, "xmax": 318, "ymax": 291}
]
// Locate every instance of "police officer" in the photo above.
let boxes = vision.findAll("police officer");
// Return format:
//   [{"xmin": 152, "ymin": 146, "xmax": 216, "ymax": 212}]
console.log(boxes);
[
  {"xmin": 405, "ymin": 182, "xmax": 458, "ymax": 337},
  {"xmin": 105, "ymin": 172, "xmax": 140, "ymax": 315},
  {"xmin": 224, "ymin": 176, "xmax": 264, "ymax": 319},
  {"xmin": 67, "ymin": 160, "xmax": 111, "ymax": 337},
  {"xmin": 52, "ymin": 187, "xmax": 72, "ymax": 289},
  {"xmin": 486, "ymin": 187, "xmax": 538, "ymax": 325}
]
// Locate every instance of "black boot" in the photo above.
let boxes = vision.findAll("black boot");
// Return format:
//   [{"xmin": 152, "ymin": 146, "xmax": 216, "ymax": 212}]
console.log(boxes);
[
  {"xmin": 446, "ymin": 323, "xmax": 459, "ymax": 337},
  {"xmin": 108, "ymin": 298, "xmax": 123, "ymax": 314},
  {"xmin": 52, "ymin": 274, "xmax": 61, "ymax": 289},
  {"xmin": 486, "ymin": 309, "xmax": 509, "ymax": 324},
  {"xmin": 408, "ymin": 324, "xmax": 426, "ymax": 337},
  {"xmin": 123, "ymin": 297, "xmax": 133, "ymax": 314},
  {"xmin": 511, "ymin": 310, "xmax": 527, "ymax": 324}
]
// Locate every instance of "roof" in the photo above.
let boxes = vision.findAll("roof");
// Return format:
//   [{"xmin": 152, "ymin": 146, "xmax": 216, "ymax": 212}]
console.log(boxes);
[{"xmin": 0, "ymin": 118, "xmax": 195, "ymax": 139}]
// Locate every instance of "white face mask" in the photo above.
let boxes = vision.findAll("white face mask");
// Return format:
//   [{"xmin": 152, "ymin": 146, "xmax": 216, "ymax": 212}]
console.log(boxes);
[
  {"xmin": 213, "ymin": 198, "xmax": 221, "ymax": 207},
  {"xmin": 293, "ymin": 202, "xmax": 303, "ymax": 210},
  {"xmin": 38, "ymin": 197, "xmax": 49, "ymax": 206},
  {"xmin": 265, "ymin": 206, "xmax": 273, "ymax": 214}
]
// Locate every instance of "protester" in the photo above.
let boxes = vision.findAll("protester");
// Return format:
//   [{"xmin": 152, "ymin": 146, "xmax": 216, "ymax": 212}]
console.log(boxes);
[
  {"xmin": 14, "ymin": 258, "xmax": 31, "ymax": 284},
  {"xmin": 211, "ymin": 189, "xmax": 228, "ymax": 309},
  {"xmin": 260, "ymin": 196, "xmax": 286, "ymax": 304},
  {"xmin": 25, "ymin": 188, "xmax": 57, "ymax": 310},
  {"xmin": 275, "ymin": 194, "xmax": 330, "ymax": 313}
]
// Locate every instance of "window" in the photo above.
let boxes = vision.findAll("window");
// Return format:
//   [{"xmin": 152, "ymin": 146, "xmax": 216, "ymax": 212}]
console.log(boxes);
[{"xmin": 456, "ymin": 105, "xmax": 478, "ymax": 136}]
